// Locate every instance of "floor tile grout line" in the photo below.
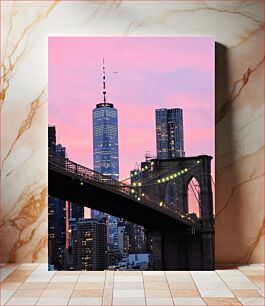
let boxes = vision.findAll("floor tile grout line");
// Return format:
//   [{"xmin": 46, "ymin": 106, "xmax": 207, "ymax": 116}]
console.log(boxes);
[
  {"xmin": 190, "ymin": 269, "xmax": 235, "ymax": 304},
  {"xmin": 68, "ymin": 270, "xmax": 86, "ymax": 305},
  {"xmin": 101, "ymin": 270, "xmax": 107, "ymax": 306},
  {"xmin": 142, "ymin": 270, "xmax": 148, "ymax": 306},
  {"xmin": 165, "ymin": 270, "xmax": 175, "ymax": 305},
  {"xmin": 231, "ymin": 267, "xmax": 251, "ymax": 306}
]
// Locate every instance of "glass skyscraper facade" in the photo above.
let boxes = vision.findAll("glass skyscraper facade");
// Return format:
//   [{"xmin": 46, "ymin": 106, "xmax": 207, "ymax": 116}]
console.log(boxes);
[
  {"xmin": 92, "ymin": 60, "xmax": 120, "ymax": 252},
  {"xmin": 156, "ymin": 108, "xmax": 185, "ymax": 159},
  {"xmin": 93, "ymin": 103, "xmax": 119, "ymax": 179}
]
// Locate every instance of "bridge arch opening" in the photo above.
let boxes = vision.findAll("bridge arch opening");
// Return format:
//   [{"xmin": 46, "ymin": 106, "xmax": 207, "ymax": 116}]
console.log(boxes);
[
  {"xmin": 164, "ymin": 182, "xmax": 178, "ymax": 208},
  {"xmin": 187, "ymin": 177, "xmax": 201, "ymax": 218}
]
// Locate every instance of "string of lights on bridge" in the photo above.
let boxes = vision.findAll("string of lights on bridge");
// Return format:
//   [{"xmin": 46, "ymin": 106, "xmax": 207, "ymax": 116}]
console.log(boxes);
[
  {"xmin": 78, "ymin": 159, "xmax": 204, "ymax": 227},
  {"xmin": 129, "ymin": 160, "xmax": 201, "ymax": 190}
]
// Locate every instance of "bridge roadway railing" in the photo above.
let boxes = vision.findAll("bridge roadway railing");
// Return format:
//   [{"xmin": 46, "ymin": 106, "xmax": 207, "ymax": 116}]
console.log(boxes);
[{"xmin": 48, "ymin": 155, "xmax": 203, "ymax": 231}]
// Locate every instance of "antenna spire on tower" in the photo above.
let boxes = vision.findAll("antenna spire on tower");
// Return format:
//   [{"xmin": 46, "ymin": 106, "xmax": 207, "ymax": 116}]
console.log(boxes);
[{"xmin": 103, "ymin": 58, "xmax": 107, "ymax": 104}]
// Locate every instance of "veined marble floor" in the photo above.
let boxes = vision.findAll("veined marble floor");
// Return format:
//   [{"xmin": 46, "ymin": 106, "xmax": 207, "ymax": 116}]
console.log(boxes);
[{"xmin": 0, "ymin": 264, "xmax": 264, "ymax": 306}]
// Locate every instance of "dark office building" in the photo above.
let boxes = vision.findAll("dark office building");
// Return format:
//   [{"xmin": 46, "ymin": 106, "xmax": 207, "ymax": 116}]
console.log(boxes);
[
  {"xmin": 118, "ymin": 220, "xmax": 146, "ymax": 255},
  {"xmin": 156, "ymin": 108, "xmax": 185, "ymax": 159},
  {"xmin": 68, "ymin": 202, "xmax": 84, "ymax": 220},
  {"xmin": 48, "ymin": 126, "xmax": 56, "ymax": 157},
  {"xmin": 48, "ymin": 126, "xmax": 67, "ymax": 270},
  {"xmin": 48, "ymin": 196, "xmax": 66, "ymax": 270},
  {"xmin": 68, "ymin": 218, "xmax": 108, "ymax": 271}
]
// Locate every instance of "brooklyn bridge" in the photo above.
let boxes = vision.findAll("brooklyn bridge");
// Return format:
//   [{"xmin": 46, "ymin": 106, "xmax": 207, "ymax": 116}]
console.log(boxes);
[{"xmin": 48, "ymin": 154, "xmax": 214, "ymax": 271}]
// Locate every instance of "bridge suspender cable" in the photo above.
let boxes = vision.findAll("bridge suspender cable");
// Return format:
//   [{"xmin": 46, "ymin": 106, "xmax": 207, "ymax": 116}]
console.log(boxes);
[
  {"xmin": 189, "ymin": 180, "xmax": 200, "ymax": 204},
  {"xmin": 211, "ymin": 175, "xmax": 215, "ymax": 186}
]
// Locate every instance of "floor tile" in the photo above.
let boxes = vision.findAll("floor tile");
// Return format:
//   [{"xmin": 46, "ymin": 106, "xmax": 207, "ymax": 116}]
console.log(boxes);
[
  {"xmin": 190, "ymin": 271, "xmax": 216, "ymax": 276},
  {"xmin": 0, "ymin": 289, "xmax": 15, "ymax": 298},
  {"xmin": 37, "ymin": 298, "xmax": 69, "ymax": 305},
  {"xmin": 102, "ymin": 289, "xmax": 112, "ymax": 306},
  {"xmin": 165, "ymin": 271, "xmax": 190, "ymax": 275},
  {"xmin": 1, "ymin": 263, "xmax": 264, "ymax": 304},
  {"xmin": 18, "ymin": 264, "xmax": 39, "ymax": 270},
  {"xmin": 55, "ymin": 271, "xmax": 80, "ymax": 275},
  {"xmin": 145, "ymin": 290, "xmax": 172, "ymax": 298},
  {"xmin": 199, "ymin": 289, "xmax": 234, "ymax": 297},
  {"xmin": 1, "ymin": 297, "xmax": 10, "ymax": 305},
  {"xmin": 237, "ymin": 264, "xmax": 264, "ymax": 271},
  {"xmin": 232, "ymin": 289, "xmax": 262, "ymax": 298},
  {"xmin": 74, "ymin": 282, "xmax": 104, "ymax": 290},
  {"xmin": 216, "ymin": 269, "xmax": 245, "ymax": 276},
  {"xmin": 45, "ymin": 282, "xmax": 75, "ymax": 290},
  {"xmin": 80, "ymin": 271, "xmax": 106, "ymax": 275},
  {"xmin": 6, "ymin": 297, "xmax": 38, "ymax": 305},
  {"xmin": 112, "ymin": 296, "xmax": 146, "ymax": 305},
  {"xmin": 258, "ymin": 289, "xmax": 264, "ymax": 297},
  {"xmin": 115, "ymin": 271, "xmax": 142, "ymax": 276},
  {"xmin": 195, "ymin": 281, "xmax": 228, "ymax": 290},
  {"xmin": 114, "ymin": 275, "xmax": 143, "ymax": 282},
  {"xmin": 255, "ymin": 282, "xmax": 264, "ymax": 290},
  {"xmin": 40, "ymin": 289, "xmax": 72, "ymax": 298},
  {"xmin": 246, "ymin": 275, "xmax": 264, "ymax": 282},
  {"xmin": 170, "ymin": 289, "xmax": 200, "ymax": 297},
  {"xmin": 203, "ymin": 297, "xmax": 241, "ymax": 306},
  {"xmin": 169, "ymin": 282, "xmax": 197, "ymax": 289},
  {"xmin": 113, "ymin": 289, "xmax": 145, "ymax": 297},
  {"xmin": 167, "ymin": 275, "xmax": 193, "ymax": 282},
  {"xmin": 12, "ymin": 289, "xmax": 44, "ymax": 298},
  {"xmin": 0, "ymin": 267, "xmax": 19, "ymax": 281},
  {"xmin": 203, "ymin": 297, "xmax": 242, "ymax": 305},
  {"xmin": 3, "ymin": 275, "xmax": 28, "ymax": 283},
  {"xmin": 143, "ymin": 271, "xmax": 165, "ymax": 276},
  {"xmin": 219, "ymin": 275, "xmax": 251, "ymax": 282},
  {"xmin": 0, "ymin": 282, "xmax": 22, "ymax": 290},
  {"xmin": 19, "ymin": 282, "xmax": 48, "ymax": 290},
  {"xmin": 144, "ymin": 282, "xmax": 169, "ymax": 290},
  {"xmin": 226, "ymin": 282, "xmax": 258, "ymax": 289},
  {"xmin": 240, "ymin": 270, "xmax": 264, "ymax": 276},
  {"xmin": 146, "ymin": 297, "xmax": 174, "ymax": 305},
  {"xmin": 71, "ymin": 289, "xmax": 104, "ymax": 297},
  {"xmin": 78, "ymin": 275, "xmax": 105, "ymax": 282},
  {"xmin": 68, "ymin": 297, "xmax": 102, "ymax": 305},
  {"xmin": 50, "ymin": 275, "xmax": 78, "ymax": 282},
  {"xmin": 238, "ymin": 297, "xmax": 265, "ymax": 305},
  {"xmin": 114, "ymin": 282, "xmax": 144, "ymax": 290},
  {"xmin": 144, "ymin": 276, "xmax": 167, "ymax": 282},
  {"xmin": 25, "ymin": 276, "xmax": 54, "ymax": 283},
  {"xmin": 173, "ymin": 297, "xmax": 206, "ymax": 305}
]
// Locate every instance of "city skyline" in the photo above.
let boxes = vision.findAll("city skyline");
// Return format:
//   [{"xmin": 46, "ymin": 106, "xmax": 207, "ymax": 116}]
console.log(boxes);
[{"xmin": 48, "ymin": 37, "xmax": 214, "ymax": 181}]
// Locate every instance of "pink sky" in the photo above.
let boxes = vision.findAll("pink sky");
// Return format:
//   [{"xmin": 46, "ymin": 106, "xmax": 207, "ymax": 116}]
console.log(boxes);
[{"xmin": 48, "ymin": 37, "xmax": 214, "ymax": 215}]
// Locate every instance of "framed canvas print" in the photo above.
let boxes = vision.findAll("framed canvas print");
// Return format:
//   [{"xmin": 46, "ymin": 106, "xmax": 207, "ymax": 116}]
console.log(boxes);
[{"xmin": 48, "ymin": 37, "xmax": 215, "ymax": 271}]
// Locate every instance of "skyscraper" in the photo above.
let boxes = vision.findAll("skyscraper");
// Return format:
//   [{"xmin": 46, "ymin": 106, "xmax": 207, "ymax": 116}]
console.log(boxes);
[
  {"xmin": 156, "ymin": 108, "xmax": 185, "ymax": 159},
  {"xmin": 48, "ymin": 126, "xmax": 67, "ymax": 270},
  {"xmin": 67, "ymin": 218, "xmax": 107, "ymax": 270},
  {"xmin": 92, "ymin": 59, "xmax": 119, "ymax": 252},
  {"xmin": 93, "ymin": 59, "xmax": 119, "ymax": 179}
]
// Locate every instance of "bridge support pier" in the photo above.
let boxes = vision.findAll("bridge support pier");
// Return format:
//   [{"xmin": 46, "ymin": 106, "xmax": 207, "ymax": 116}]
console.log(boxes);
[{"xmin": 161, "ymin": 228, "xmax": 214, "ymax": 270}]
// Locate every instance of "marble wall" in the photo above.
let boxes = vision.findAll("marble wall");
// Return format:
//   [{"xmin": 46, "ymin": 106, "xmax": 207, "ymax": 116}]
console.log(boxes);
[{"xmin": 1, "ymin": 0, "xmax": 264, "ymax": 264}]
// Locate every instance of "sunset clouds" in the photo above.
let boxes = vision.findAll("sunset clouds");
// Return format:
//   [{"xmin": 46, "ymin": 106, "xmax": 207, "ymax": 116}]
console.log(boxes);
[{"xmin": 48, "ymin": 37, "xmax": 214, "ymax": 179}]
